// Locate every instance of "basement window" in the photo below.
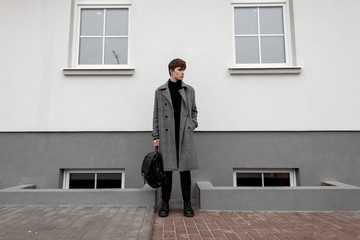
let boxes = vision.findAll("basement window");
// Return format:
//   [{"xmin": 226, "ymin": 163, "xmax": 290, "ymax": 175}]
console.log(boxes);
[
  {"xmin": 63, "ymin": 169, "xmax": 125, "ymax": 189},
  {"xmin": 233, "ymin": 169, "xmax": 296, "ymax": 187}
]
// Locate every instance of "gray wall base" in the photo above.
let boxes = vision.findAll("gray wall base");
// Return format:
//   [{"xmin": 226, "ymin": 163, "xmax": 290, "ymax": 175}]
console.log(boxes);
[
  {"xmin": 0, "ymin": 185, "xmax": 156, "ymax": 206},
  {"xmin": 197, "ymin": 181, "xmax": 360, "ymax": 211}
]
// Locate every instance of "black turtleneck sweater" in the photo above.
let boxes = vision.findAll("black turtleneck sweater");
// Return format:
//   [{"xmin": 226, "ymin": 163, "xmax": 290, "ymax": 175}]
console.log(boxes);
[{"xmin": 168, "ymin": 80, "xmax": 182, "ymax": 157}]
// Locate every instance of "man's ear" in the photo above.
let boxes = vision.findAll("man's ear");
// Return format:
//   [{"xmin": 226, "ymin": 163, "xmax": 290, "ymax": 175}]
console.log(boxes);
[{"xmin": 169, "ymin": 69, "xmax": 174, "ymax": 76}]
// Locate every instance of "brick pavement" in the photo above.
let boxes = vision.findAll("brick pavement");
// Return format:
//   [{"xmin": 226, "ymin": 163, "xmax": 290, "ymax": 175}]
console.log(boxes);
[
  {"xmin": 0, "ymin": 205, "xmax": 153, "ymax": 240},
  {"xmin": 1, "ymin": 205, "xmax": 360, "ymax": 240},
  {"xmin": 151, "ymin": 209, "xmax": 360, "ymax": 240}
]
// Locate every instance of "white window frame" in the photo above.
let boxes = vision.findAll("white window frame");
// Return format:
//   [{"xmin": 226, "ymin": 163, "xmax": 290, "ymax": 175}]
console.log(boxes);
[
  {"xmin": 63, "ymin": 169, "xmax": 125, "ymax": 189},
  {"xmin": 229, "ymin": 0, "xmax": 301, "ymax": 74},
  {"xmin": 63, "ymin": 0, "xmax": 134, "ymax": 76},
  {"xmin": 233, "ymin": 168, "xmax": 297, "ymax": 187}
]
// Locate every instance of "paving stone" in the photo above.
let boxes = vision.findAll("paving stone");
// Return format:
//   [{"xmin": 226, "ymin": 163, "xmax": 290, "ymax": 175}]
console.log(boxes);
[
  {"xmin": 0, "ymin": 205, "xmax": 154, "ymax": 240},
  {"xmin": 1, "ymin": 205, "xmax": 360, "ymax": 240},
  {"xmin": 151, "ymin": 209, "xmax": 360, "ymax": 240}
]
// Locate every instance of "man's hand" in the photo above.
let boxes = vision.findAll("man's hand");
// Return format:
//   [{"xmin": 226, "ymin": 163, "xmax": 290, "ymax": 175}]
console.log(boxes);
[{"xmin": 153, "ymin": 139, "xmax": 160, "ymax": 147}]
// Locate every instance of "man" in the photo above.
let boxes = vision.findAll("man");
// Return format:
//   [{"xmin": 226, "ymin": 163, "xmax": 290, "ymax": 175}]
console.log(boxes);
[{"xmin": 152, "ymin": 58, "xmax": 198, "ymax": 217}]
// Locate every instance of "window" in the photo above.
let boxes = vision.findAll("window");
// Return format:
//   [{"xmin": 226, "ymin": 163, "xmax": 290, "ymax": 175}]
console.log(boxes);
[
  {"xmin": 78, "ymin": 8, "xmax": 128, "ymax": 65},
  {"xmin": 230, "ymin": 0, "xmax": 301, "ymax": 74},
  {"xmin": 63, "ymin": 0, "xmax": 134, "ymax": 76},
  {"xmin": 233, "ymin": 169, "xmax": 297, "ymax": 187},
  {"xmin": 234, "ymin": 6, "xmax": 285, "ymax": 64},
  {"xmin": 63, "ymin": 169, "xmax": 125, "ymax": 189}
]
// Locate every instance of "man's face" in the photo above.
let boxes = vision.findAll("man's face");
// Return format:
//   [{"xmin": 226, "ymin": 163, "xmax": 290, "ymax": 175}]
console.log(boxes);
[{"xmin": 170, "ymin": 67, "xmax": 185, "ymax": 81}]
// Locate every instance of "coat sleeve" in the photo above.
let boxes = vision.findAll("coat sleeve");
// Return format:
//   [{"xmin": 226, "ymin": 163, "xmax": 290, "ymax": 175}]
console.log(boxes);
[
  {"xmin": 152, "ymin": 90, "xmax": 160, "ymax": 140},
  {"xmin": 191, "ymin": 89, "xmax": 198, "ymax": 129}
]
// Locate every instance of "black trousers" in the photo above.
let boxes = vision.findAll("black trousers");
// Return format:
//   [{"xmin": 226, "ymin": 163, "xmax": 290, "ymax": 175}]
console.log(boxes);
[{"xmin": 161, "ymin": 170, "xmax": 191, "ymax": 202}]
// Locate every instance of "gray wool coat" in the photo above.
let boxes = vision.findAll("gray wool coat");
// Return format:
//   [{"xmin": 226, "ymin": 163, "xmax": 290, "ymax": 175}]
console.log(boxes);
[{"xmin": 152, "ymin": 81, "xmax": 198, "ymax": 171}]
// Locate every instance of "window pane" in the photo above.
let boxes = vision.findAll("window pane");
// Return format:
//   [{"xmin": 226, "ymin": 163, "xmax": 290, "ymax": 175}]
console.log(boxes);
[
  {"xmin": 106, "ymin": 9, "xmax": 128, "ymax": 36},
  {"xmin": 261, "ymin": 36, "xmax": 285, "ymax": 63},
  {"xmin": 97, "ymin": 173, "xmax": 122, "ymax": 188},
  {"xmin": 80, "ymin": 9, "xmax": 104, "ymax": 36},
  {"xmin": 234, "ymin": 7, "xmax": 258, "ymax": 34},
  {"xmin": 259, "ymin": 7, "xmax": 284, "ymax": 34},
  {"xmin": 79, "ymin": 38, "xmax": 103, "ymax": 64},
  {"xmin": 69, "ymin": 173, "xmax": 95, "ymax": 189},
  {"xmin": 264, "ymin": 173, "xmax": 290, "ymax": 186},
  {"xmin": 236, "ymin": 36, "xmax": 259, "ymax": 64},
  {"xmin": 236, "ymin": 173, "xmax": 262, "ymax": 187},
  {"xmin": 104, "ymin": 38, "xmax": 128, "ymax": 64}
]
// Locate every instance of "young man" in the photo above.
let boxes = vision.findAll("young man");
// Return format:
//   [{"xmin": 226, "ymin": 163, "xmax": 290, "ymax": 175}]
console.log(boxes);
[{"xmin": 152, "ymin": 58, "xmax": 198, "ymax": 217}]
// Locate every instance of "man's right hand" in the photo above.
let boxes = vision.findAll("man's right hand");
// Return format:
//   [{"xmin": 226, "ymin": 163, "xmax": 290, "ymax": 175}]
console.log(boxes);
[{"xmin": 153, "ymin": 139, "xmax": 160, "ymax": 147}]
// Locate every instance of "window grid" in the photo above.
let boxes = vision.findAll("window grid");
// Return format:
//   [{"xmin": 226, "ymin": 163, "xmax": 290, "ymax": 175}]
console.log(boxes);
[
  {"xmin": 94, "ymin": 172, "xmax": 98, "ymax": 188},
  {"xmin": 257, "ymin": 7, "xmax": 262, "ymax": 64},
  {"xmin": 101, "ymin": 9, "xmax": 106, "ymax": 65}
]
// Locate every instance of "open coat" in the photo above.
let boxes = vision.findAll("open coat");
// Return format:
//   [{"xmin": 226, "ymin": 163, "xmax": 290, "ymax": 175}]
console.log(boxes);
[{"xmin": 152, "ymin": 81, "xmax": 198, "ymax": 171}]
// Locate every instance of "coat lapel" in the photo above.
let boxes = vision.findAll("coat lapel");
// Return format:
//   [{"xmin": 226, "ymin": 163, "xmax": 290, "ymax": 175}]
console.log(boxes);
[
  {"xmin": 160, "ymin": 81, "xmax": 189, "ymax": 107},
  {"xmin": 163, "ymin": 89, "xmax": 173, "ymax": 107},
  {"xmin": 159, "ymin": 82, "xmax": 173, "ymax": 106},
  {"xmin": 179, "ymin": 83, "xmax": 190, "ymax": 152},
  {"xmin": 179, "ymin": 89, "xmax": 188, "ymax": 108}
]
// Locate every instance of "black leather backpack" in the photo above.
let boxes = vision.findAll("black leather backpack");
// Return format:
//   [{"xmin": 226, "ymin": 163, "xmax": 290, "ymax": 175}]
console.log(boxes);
[{"xmin": 141, "ymin": 148, "xmax": 167, "ymax": 188}]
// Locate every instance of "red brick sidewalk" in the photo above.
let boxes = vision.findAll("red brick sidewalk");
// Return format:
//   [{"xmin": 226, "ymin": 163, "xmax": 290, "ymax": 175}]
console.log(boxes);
[{"xmin": 151, "ymin": 209, "xmax": 360, "ymax": 240}]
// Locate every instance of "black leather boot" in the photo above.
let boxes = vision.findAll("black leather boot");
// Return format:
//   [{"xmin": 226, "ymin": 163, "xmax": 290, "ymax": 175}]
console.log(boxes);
[
  {"xmin": 183, "ymin": 201, "xmax": 194, "ymax": 217},
  {"xmin": 158, "ymin": 201, "xmax": 169, "ymax": 217}
]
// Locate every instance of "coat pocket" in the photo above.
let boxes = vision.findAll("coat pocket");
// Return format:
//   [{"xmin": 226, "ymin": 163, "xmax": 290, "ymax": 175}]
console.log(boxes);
[{"xmin": 186, "ymin": 119, "xmax": 196, "ymax": 131}]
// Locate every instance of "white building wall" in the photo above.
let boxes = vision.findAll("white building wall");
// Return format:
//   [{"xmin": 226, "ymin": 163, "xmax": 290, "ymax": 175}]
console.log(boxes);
[{"xmin": 0, "ymin": 0, "xmax": 360, "ymax": 131}]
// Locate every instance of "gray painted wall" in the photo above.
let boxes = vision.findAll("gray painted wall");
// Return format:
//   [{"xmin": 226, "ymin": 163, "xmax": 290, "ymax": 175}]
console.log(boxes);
[
  {"xmin": 0, "ymin": 132, "xmax": 153, "ymax": 189},
  {"xmin": 1, "ymin": 132, "xmax": 359, "ymax": 202},
  {"xmin": 194, "ymin": 131, "xmax": 360, "ymax": 188}
]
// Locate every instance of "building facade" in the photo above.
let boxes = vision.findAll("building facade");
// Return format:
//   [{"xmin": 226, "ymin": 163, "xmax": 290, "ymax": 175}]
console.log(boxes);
[{"xmin": 1, "ymin": 0, "xmax": 360, "ymax": 209}]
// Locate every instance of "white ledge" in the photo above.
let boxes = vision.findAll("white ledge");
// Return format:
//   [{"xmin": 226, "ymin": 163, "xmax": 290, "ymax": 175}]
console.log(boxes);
[
  {"xmin": 229, "ymin": 66, "xmax": 302, "ymax": 75},
  {"xmin": 63, "ymin": 67, "xmax": 134, "ymax": 76}
]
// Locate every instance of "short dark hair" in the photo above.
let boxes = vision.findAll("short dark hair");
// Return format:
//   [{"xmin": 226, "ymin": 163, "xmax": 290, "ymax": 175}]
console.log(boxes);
[{"xmin": 168, "ymin": 58, "xmax": 186, "ymax": 76}]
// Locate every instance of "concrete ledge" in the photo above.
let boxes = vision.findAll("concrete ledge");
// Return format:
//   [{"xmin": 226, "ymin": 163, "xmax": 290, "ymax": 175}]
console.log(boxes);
[
  {"xmin": 63, "ymin": 67, "xmax": 135, "ymax": 76},
  {"xmin": 228, "ymin": 66, "xmax": 302, "ymax": 75},
  {"xmin": 197, "ymin": 181, "xmax": 360, "ymax": 211},
  {"xmin": 321, "ymin": 181, "xmax": 359, "ymax": 188},
  {"xmin": 0, "ymin": 184, "xmax": 156, "ymax": 206},
  {"xmin": 1, "ymin": 184, "xmax": 37, "ymax": 190}
]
